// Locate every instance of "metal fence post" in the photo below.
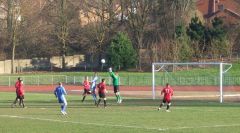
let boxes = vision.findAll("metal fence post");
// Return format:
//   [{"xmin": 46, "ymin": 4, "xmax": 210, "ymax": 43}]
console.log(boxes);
[
  {"xmin": 23, "ymin": 76, "xmax": 25, "ymax": 85},
  {"xmin": 38, "ymin": 76, "xmax": 40, "ymax": 86},
  {"xmin": 128, "ymin": 75, "xmax": 130, "ymax": 86},
  {"xmin": 74, "ymin": 76, "xmax": 75, "ymax": 85},
  {"xmin": 8, "ymin": 76, "xmax": 11, "ymax": 86},
  {"xmin": 52, "ymin": 75, "xmax": 53, "ymax": 85}
]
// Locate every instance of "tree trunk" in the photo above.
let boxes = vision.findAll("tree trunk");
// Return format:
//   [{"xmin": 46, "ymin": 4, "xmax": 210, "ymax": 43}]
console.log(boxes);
[
  {"xmin": 62, "ymin": 41, "xmax": 66, "ymax": 70},
  {"xmin": 60, "ymin": 0, "xmax": 67, "ymax": 70},
  {"xmin": 11, "ymin": 38, "xmax": 16, "ymax": 74},
  {"xmin": 90, "ymin": 50, "xmax": 94, "ymax": 71},
  {"xmin": 11, "ymin": 15, "xmax": 19, "ymax": 74},
  {"xmin": 7, "ymin": 0, "xmax": 13, "ymax": 34},
  {"xmin": 137, "ymin": 36, "xmax": 143, "ymax": 71},
  {"xmin": 7, "ymin": 0, "xmax": 15, "ymax": 73}
]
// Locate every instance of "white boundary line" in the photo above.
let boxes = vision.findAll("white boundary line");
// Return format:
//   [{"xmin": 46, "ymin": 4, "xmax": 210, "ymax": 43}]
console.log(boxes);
[
  {"xmin": 0, "ymin": 115, "xmax": 166, "ymax": 131},
  {"xmin": 170, "ymin": 124, "xmax": 240, "ymax": 130},
  {"xmin": 173, "ymin": 94, "xmax": 240, "ymax": 98},
  {"xmin": 70, "ymin": 90, "xmax": 82, "ymax": 92},
  {"xmin": 1, "ymin": 115, "xmax": 240, "ymax": 131},
  {"xmin": 224, "ymin": 94, "xmax": 240, "ymax": 97}
]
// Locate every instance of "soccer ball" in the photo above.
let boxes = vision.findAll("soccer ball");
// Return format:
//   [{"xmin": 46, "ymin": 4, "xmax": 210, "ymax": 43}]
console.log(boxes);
[{"xmin": 101, "ymin": 59, "xmax": 105, "ymax": 64}]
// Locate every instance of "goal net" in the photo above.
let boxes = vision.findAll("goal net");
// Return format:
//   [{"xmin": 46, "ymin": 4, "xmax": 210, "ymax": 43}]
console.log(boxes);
[{"xmin": 152, "ymin": 62, "xmax": 236, "ymax": 103}]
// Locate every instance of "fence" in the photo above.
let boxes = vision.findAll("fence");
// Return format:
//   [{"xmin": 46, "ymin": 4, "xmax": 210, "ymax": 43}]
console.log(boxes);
[
  {"xmin": 0, "ymin": 75, "xmax": 101, "ymax": 86},
  {"xmin": 0, "ymin": 75, "xmax": 240, "ymax": 86}
]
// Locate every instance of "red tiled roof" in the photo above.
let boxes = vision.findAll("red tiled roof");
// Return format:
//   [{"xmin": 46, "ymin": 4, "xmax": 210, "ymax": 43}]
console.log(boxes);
[{"xmin": 197, "ymin": 0, "xmax": 240, "ymax": 25}]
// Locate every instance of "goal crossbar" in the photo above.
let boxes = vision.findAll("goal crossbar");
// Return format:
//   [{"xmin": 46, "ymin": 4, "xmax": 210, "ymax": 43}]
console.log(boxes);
[{"xmin": 152, "ymin": 62, "xmax": 232, "ymax": 103}]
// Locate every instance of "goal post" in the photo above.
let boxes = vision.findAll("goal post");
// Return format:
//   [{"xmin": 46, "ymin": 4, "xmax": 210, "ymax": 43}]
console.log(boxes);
[{"xmin": 152, "ymin": 62, "xmax": 232, "ymax": 103}]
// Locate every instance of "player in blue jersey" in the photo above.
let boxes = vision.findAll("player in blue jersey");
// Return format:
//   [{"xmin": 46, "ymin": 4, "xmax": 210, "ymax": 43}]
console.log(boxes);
[
  {"xmin": 90, "ymin": 72, "xmax": 98, "ymax": 105},
  {"xmin": 54, "ymin": 82, "xmax": 68, "ymax": 115}
]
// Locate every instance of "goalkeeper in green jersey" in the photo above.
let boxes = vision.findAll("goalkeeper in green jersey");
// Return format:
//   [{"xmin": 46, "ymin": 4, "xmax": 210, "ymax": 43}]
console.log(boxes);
[{"xmin": 109, "ymin": 67, "xmax": 122, "ymax": 103}]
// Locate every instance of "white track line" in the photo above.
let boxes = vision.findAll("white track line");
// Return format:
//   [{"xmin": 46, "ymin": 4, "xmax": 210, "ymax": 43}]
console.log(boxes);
[
  {"xmin": 174, "ymin": 95, "xmax": 218, "ymax": 98},
  {"xmin": 0, "ymin": 115, "xmax": 166, "ymax": 131},
  {"xmin": 1, "ymin": 115, "xmax": 240, "ymax": 131},
  {"xmin": 224, "ymin": 94, "xmax": 240, "ymax": 97},
  {"xmin": 174, "ymin": 94, "xmax": 240, "ymax": 98},
  {"xmin": 70, "ymin": 90, "xmax": 82, "ymax": 92},
  {"xmin": 170, "ymin": 124, "xmax": 240, "ymax": 130}
]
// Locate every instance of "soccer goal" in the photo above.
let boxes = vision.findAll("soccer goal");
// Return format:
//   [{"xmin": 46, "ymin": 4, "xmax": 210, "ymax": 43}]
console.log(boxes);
[{"xmin": 152, "ymin": 62, "xmax": 233, "ymax": 103}]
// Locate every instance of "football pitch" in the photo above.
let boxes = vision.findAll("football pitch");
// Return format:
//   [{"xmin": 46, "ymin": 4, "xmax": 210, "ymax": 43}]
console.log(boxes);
[{"xmin": 0, "ymin": 92, "xmax": 240, "ymax": 133}]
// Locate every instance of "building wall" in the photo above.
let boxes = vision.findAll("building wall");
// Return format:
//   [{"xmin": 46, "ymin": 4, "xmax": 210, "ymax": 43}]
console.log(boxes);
[
  {"xmin": 50, "ymin": 55, "xmax": 85, "ymax": 68},
  {"xmin": 197, "ymin": 0, "xmax": 240, "ymax": 25},
  {"xmin": 0, "ymin": 59, "xmax": 32, "ymax": 74},
  {"xmin": 0, "ymin": 55, "xmax": 85, "ymax": 74}
]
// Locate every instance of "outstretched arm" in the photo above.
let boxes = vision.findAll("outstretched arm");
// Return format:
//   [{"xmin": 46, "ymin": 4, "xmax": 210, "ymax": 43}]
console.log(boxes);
[{"xmin": 54, "ymin": 89, "xmax": 57, "ymax": 98}]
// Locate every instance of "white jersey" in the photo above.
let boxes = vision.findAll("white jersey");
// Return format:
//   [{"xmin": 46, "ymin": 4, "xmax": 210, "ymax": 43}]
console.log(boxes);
[{"xmin": 91, "ymin": 76, "xmax": 98, "ymax": 90}]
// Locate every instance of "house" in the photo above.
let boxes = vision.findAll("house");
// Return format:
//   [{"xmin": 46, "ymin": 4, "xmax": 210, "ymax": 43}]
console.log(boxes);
[{"xmin": 197, "ymin": 0, "xmax": 240, "ymax": 25}]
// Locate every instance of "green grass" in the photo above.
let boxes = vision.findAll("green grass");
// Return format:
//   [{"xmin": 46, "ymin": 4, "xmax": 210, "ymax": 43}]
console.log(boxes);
[{"xmin": 0, "ymin": 92, "xmax": 240, "ymax": 133}]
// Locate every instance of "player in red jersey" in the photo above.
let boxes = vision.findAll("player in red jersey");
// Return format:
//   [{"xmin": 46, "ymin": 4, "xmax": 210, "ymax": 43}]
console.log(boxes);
[
  {"xmin": 12, "ymin": 78, "xmax": 25, "ymax": 108},
  {"xmin": 82, "ymin": 76, "xmax": 91, "ymax": 102},
  {"xmin": 12, "ymin": 77, "xmax": 21, "ymax": 107},
  {"xmin": 97, "ymin": 79, "xmax": 107, "ymax": 108},
  {"xmin": 17, "ymin": 80, "xmax": 25, "ymax": 108},
  {"xmin": 158, "ymin": 83, "xmax": 173, "ymax": 112}
]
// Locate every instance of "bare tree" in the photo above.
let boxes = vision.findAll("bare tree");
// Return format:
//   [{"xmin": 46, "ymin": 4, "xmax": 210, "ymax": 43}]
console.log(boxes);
[
  {"xmin": 150, "ymin": 0, "xmax": 195, "ymax": 62},
  {"xmin": 0, "ymin": 1, "xmax": 7, "ymax": 60},
  {"xmin": 227, "ymin": 25, "xmax": 240, "ymax": 59},
  {"xmin": 57, "ymin": 0, "xmax": 68, "ymax": 70},
  {"xmin": 41, "ymin": 0, "xmax": 79, "ymax": 70},
  {"xmin": 5, "ymin": 0, "xmax": 22, "ymax": 73},
  {"xmin": 0, "ymin": 0, "xmax": 45, "ymax": 72},
  {"xmin": 126, "ymin": 0, "xmax": 153, "ymax": 71},
  {"xmin": 83, "ymin": 0, "xmax": 120, "ymax": 66}
]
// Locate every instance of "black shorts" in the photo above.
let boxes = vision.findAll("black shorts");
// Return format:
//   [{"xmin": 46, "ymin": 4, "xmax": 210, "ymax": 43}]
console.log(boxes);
[
  {"xmin": 83, "ymin": 89, "xmax": 91, "ymax": 95},
  {"xmin": 17, "ymin": 95, "xmax": 24, "ymax": 99},
  {"xmin": 99, "ymin": 93, "xmax": 106, "ymax": 98},
  {"xmin": 113, "ymin": 86, "xmax": 119, "ymax": 93},
  {"xmin": 162, "ymin": 99, "xmax": 171, "ymax": 103}
]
